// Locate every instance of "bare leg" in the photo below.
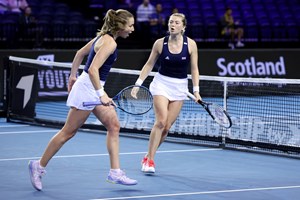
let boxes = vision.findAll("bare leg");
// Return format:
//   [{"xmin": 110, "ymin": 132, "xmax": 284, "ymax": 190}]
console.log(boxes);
[
  {"xmin": 147, "ymin": 96, "xmax": 169, "ymax": 160},
  {"xmin": 158, "ymin": 100, "xmax": 184, "ymax": 147},
  {"xmin": 93, "ymin": 105, "xmax": 120, "ymax": 169},
  {"xmin": 237, "ymin": 28, "xmax": 244, "ymax": 41},
  {"xmin": 230, "ymin": 28, "xmax": 235, "ymax": 43},
  {"xmin": 147, "ymin": 96, "xmax": 183, "ymax": 161},
  {"xmin": 40, "ymin": 108, "xmax": 91, "ymax": 167}
]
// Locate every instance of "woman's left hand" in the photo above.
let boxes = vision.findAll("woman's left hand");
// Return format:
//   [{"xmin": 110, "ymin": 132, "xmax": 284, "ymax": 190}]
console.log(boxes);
[{"xmin": 68, "ymin": 76, "xmax": 77, "ymax": 93}]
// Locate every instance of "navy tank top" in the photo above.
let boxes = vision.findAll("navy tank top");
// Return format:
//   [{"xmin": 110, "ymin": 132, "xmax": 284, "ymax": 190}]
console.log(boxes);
[
  {"xmin": 83, "ymin": 34, "xmax": 117, "ymax": 81},
  {"xmin": 158, "ymin": 35, "xmax": 190, "ymax": 79}
]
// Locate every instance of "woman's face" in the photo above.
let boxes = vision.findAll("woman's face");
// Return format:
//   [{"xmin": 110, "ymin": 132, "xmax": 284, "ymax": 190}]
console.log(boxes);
[
  {"xmin": 118, "ymin": 17, "xmax": 135, "ymax": 38},
  {"xmin": 168, "ymin": 16, "xmax": 184, "ymax": 35}
]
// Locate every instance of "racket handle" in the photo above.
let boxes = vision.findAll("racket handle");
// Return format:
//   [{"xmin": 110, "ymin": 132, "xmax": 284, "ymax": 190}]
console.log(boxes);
[
  {"xmin": 187, "ymin": 92, "xmax": 205, "ymax": 105},
  {"xmin": 82, "ymin": 101, "xmax": 101, "ymax": 107},
  {"xmin": 186, "ymin": 92, "xmax": 196, "ymax": 100}
]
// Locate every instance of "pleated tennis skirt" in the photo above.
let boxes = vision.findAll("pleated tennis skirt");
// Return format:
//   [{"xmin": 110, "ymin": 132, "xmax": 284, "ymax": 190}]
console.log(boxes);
[
  {"xmin": 150, "ymin": 72, "xmax": 188, "ymax": 101},
  {"xmin": 66, "ymin": 71, "xmax": 105, "ymax": 110}
]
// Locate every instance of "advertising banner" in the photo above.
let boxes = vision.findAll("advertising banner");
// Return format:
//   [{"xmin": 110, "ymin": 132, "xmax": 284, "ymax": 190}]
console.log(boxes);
[
  {"xmin": 197, "ymin": 49, "xmax": 298, "ymax": 79},
  {"xmin": 9, "ymin": 65, "xmax": 38, "ymax": 118},
  {"xmin": 0, "ymin": 49, "xmax": 299, "ymax": 100}
]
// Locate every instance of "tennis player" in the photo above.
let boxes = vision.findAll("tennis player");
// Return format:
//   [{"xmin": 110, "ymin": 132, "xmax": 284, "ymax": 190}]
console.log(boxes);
[
  {"xmin": 28, "ymin": 9, "xmax": 137, "ymax": 191},
  {"xmin": 133, "ymin": 13, "xmax": 202, "ymax": 173}
]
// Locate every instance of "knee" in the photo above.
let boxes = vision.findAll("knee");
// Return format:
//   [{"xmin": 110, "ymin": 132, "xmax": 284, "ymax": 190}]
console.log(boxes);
[
  {"xmin": 106, "ymin": 123, "xmax": 120, "ymax": 140},
  {"xmin": 112, "ymin": 123, "xmax": 120, "ymax": 134},
  {"xmin": 65, "ymin": 133, "xmax": 75, "ymax": 142},
  {"xmin": 59, "ymin": 130, "xmax": 76, "ymax": 144},
  {"xmin": 163, "ymin": 123, "xmax": 172, "ymax": 134},
  {"xmin": 106, "ymin": 120, "xmax": 120, "ymax": 134},
  {"xmin": 154, "ymin": 120, "xmax": 167, "ymax": 130}
]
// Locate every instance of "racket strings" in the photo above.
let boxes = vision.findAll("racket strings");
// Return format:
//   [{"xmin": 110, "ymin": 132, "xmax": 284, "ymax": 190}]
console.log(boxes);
[
  {"xmin": 209, "ymin": 104, "xmax": 231, "ymax": 127},
  {"xmin": 118, "ymin": 87, "xmax": 153, "ymax": 114}
]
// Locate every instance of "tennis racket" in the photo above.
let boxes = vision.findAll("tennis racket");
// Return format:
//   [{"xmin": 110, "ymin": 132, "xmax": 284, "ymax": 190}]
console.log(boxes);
[
  {"xmin": 187, "ymin": 92, "xmax": 232, "ymax": 128},
  {"xmin": 83, "ymin": 85, "xmax": 153, "ymax": 115}
]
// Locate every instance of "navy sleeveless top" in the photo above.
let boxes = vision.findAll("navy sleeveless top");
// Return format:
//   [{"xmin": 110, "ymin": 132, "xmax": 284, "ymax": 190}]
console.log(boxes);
[
  {"xmin": 83, "ymin": 34, "xmax": 118, "ymax": 81},
  {"xmin": 158, "ymin": 35, "xmax": 190, "ymax": 79}
]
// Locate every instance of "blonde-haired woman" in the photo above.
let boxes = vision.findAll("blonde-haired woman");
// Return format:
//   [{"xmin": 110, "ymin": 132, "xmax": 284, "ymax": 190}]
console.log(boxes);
[
  {"xmin": 28, "ymin": 9, "xmax": 137, "ymax": 191},
  {"xmin": 133, "ymin": 13, "xmax": 202, "ymax": 174}
]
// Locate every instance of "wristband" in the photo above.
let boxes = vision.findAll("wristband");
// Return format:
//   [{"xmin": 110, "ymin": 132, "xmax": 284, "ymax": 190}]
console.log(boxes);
[
  {"xmin": 135, "ymin": 78, "xmax": 143, "ymax": 86},
  {"xmin": 96, "ymin": 88, "xmax": 105, "ymax": 97},
  {"xmin": 193, "ymin": 86, "xmax": 199, "ymax": 93}
]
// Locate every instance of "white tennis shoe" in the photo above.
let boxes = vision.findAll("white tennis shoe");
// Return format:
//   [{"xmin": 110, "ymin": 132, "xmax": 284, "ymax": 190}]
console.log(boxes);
[
  {"xmin": 107, "ymin": 169, "xmax": 138, "ymax": 185},
  {"xmin": 142, "ymin": 159, "xmax": 155, "ymax": 174},
  {"xmin": 28, "ymin": 160, "xmax": 46, "ymax": 191}
]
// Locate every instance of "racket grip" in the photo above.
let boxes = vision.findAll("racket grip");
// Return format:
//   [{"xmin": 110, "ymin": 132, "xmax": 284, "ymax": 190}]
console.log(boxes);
[
  {"xmin": 186, "ymin": 92, "xmax": 196, "ymax": 100},
  {"xmin": 82, "ymin": 101, "xmax": 101, "ymax": 107}
]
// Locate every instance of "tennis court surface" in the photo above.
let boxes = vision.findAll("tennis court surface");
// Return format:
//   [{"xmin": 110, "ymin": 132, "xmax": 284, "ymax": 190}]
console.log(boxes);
[
  {"xmin": 1, "ymin": 118, "xmax": 300, "ymax": 200},
  {"xmin": 1, "ymin": 56, "xmax": 300, "ymax": 199}
]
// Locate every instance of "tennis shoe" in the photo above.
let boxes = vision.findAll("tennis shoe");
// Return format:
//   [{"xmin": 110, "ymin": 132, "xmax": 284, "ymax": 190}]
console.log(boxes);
[
  {"xmin": 142, "ymin": 159, "xmax": 155, "ymax": 174},
  {"xmin": 107, "ymin": 169, "xmax": 138, "ymax": 185},
  {"xmin": 28, "ymin": 160, "xmax": 46, "ymax": 191},
  {"xmin": 228, "ymin": 42, "xmax": 235, "ymax": 49},
  {"xmin": 141, "ymin": 155, "xmax": 148, "ymax": 171},
  {"xmin": 236, "ymin": 41, "xmax": 245, "ymax": 47}
]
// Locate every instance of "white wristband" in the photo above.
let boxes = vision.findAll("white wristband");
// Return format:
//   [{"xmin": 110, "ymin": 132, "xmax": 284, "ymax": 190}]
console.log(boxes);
[
  {"xmin": 193, "ymin": 86, "xmax": 199, "ymax": 93},
  {"xmin": 135, "ymin": 78, "xmax": 143, "ymax": 86},
  {"xmin": 96, "ymin": 88, "xmax": 105, "ymax": 97}
]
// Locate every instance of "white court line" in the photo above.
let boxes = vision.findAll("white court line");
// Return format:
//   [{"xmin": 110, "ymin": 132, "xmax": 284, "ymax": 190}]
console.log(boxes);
[
  {"xmin": 90, "ymin": 185, "xmax": 300, "ymax": 200},
  {"xmin": 0, "ymin": 130, "xmax": 57, "ymax": 135},
  {"xmin": 0, "ymin": 148, "xmax": 221, "ymax": 162},
  {"xmin": 0, "ymin": 124, "xmax": 29, "ymax": 128}
]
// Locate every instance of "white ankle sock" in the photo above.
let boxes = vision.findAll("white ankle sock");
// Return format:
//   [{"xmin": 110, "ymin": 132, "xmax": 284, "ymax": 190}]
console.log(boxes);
[{"xmin": 110, "ymin": 169, "xmax": 121, "ymax": 173}]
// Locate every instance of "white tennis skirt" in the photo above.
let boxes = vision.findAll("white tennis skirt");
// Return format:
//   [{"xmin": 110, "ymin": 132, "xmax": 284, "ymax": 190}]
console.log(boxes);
[
  {"xmin": 66, "ymin": 71, "xmax": 105, "ymax": 110},
  {"xmin": 150, "ymin": 72, "xmax": 188, "ymax": 101}
]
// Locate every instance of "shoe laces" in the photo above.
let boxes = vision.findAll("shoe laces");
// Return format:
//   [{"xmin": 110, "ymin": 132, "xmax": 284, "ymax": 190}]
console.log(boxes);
[
  {"xmin": 35, "ymin": 166, "xmax": 46, "ymax": 178},
  {"xmin": 141, "ymin": 156, "xmax": 148, "ymax": 164},
  {"xmin": 116, "ymin": 170, "xmax": 133, "ymax": 182},
  {"xmin": 39, "ymin": 168, "xmax": 46, "ymax": 175},
  {"xmin": 147, "ymin": 160, "xmax": 155, "ymax": 167}
]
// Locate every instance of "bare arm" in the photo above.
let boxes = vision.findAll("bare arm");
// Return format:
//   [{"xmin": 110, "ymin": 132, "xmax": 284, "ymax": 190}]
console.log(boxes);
[
  {"xmin": 188, "ymin": 38, "xmax": 201, "ymax": 100},
  {"xmin": 136, "ymin": 38, "xmax": 163, "ymax": 84},
  {"xmin": 88, "ymin": 35, "xmax": 116, "ymax": 90},
  {"xmin": 68, "ymin": 37, "xmax": 96, "ymax": 92}
]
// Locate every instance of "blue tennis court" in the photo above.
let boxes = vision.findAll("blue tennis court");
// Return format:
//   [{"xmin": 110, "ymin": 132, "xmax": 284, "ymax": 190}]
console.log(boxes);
[
  {"xmin": 1, "ymin": 118, "xmax": 300, "ymax": 200},
  {"xmin": 2, "ymin": 57, "xmax": 300, "ymax": 199}
]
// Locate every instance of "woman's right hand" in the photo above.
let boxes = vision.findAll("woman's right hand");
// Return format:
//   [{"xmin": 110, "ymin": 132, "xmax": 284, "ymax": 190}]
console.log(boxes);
[
  {"xmin": 131, "ymin": 86, "xmax": 140, "ymax": 99},
  {"xmin": 100, "ymin": 94, "xmax": 115, "ymax": 106}
]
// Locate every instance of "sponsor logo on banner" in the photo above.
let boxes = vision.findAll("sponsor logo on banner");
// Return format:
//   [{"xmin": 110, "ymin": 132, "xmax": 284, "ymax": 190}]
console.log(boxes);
[
  {"xmin": 36, "ymin": 54, "xmax": 72, "ymax": 97},
  {"xmin": 217, "ymin": 56, "xmax": 286, "ymax": 77},
  {"xmin": 37, "ymin": 54, "xmax": 54, "ymax": 63},
  {"xmin": 16, "ymin": 75, "xmax": 34, "ymax": 108}
]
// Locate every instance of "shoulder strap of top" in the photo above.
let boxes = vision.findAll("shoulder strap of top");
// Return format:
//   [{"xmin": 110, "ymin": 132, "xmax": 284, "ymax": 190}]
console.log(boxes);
[
  {"xmin": 183, "ymin": 35, "xmax": 188, "ymax": 44},
  {"xmin": 163, "ymin": 36, "xmax": 169, "ymax": 44}
]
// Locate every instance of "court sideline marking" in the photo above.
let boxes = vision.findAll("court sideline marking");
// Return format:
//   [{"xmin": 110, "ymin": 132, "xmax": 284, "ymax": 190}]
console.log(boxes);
[
  {"xmin": 0, "ymin": 124, "xmax": 29, "ymax": 128},
  {"xmin": 0, "ymin": 130, "xmax": 57, "ymax": 135},
  {"xmin": 0, "ymin": 148, "xmax": 221, "ymax": 162},
  {"xmin": 90, "ymin": 185, "xmax": 300, "ymax": 200}
]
